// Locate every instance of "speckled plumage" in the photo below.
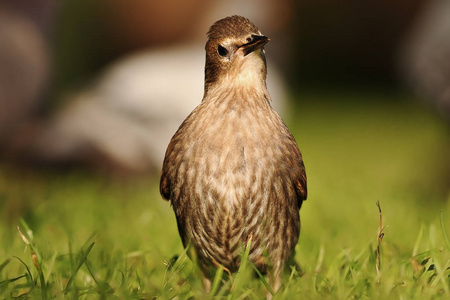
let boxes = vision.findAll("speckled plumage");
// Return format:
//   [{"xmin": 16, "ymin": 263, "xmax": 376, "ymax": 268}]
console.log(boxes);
[{"xmin": 160, "ymin": 15, "xmax": 307, "ymax": 293}]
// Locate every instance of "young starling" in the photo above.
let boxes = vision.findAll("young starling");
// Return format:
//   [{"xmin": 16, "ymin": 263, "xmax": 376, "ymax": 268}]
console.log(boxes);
[{"xmin": 160, "ymin": 15, "xmax": 307, "ymax": 293}]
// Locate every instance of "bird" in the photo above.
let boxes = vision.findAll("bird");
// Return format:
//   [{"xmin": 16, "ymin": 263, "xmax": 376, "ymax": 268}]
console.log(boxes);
[{"xmin": 160, "ymin": 15, "xmax": 307, "ymax": 295}]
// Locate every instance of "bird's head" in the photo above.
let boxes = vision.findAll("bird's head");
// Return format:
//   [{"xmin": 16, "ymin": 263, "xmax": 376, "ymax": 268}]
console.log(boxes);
[{"xmin": 204, "ymin": 16, "xmax": 270, "ymax": 96}]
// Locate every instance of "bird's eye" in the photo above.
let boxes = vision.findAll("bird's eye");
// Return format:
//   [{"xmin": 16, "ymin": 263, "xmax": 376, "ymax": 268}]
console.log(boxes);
[
  {"xmin": 218, "ymin": 45, "xmax": 228, "ymax": 57},
  {"xmin": 246, "ymin": 37, "xmax": 252, "ymax": 43}
]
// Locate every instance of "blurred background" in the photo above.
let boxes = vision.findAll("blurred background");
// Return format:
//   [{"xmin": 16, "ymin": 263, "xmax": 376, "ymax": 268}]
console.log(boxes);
[{"xmin": 0, "ymin": 0, "xmax": 449, "ymax": 249}]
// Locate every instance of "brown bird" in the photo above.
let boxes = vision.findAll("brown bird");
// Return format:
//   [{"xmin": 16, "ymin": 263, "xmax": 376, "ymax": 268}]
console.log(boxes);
[{"xmin": 160, "ymin": 15, "xmax": 307, "ymax": 294}]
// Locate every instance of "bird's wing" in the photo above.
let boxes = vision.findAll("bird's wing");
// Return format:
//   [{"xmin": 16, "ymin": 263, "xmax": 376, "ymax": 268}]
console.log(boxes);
[
  {"xmin": 285, "ymin": 131, "xmax": 307, "ymax": 207},
  {"xmin": 295, "ymin": 160, "xmax": 307, "ymax": 205},
  {"xmin": 160, "ymin": 138, "xmax": 177, "ymax": 201},
  {"xmin": 159, "ymin": 107, "xmax": 200, "ymax": 202},
  {"xmin": 160, "ymin": 167, "xmax": 170, "ymax": 201}
]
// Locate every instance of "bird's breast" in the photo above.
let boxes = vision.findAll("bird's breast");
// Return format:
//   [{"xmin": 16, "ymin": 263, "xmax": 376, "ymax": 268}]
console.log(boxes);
[
  {"xmin": 193, "ymin": 101, "xmax": 276, "ymax": 208},
  {"xmin": 165, "ymin": 94, "xmax": 301, "ymax": 271}
]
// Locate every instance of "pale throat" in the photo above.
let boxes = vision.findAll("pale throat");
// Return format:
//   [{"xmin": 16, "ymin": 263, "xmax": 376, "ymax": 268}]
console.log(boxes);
[
  {"xmin": 203, "ymin": 51, "xmax": 269, "ymax": 101},
  {"xmin": 223, "ymin": 53, "xmax": 267, "ymax": 91}
]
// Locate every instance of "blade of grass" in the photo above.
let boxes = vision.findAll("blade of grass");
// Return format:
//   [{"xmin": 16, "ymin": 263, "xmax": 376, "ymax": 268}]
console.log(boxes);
[
  {"xmin": 439, "ymin": 211, "xmax": 450, "ymax": 251},
  {"xmin": 280, "ymin": 265, "xmax": 299, "ymax": 298},
  {"xmin": 163, "ymin": 246, "xmax": 189, "ymax": 288},
  {"xmin": 13, "ymin": 256, "xmax": 34, "ymax": 284},
  {"xmin": 232, "ymin": 236, "xmax": 252, "ymax": 294},
  {"xmin": 314, "ymin": 243, "xmax": 325, "ymax": 273},
  {"xmin": 64, "ymin": 242, "xmax": 95, "ymax": 293},
  {"xmin": 37, "ymin": 258, "xmax": 48, "ymax": 300},
  {"xmin": 412, "ymin": 224, "xmax": 425, "ymax": 257},
  {"xmin": 43, "ymin": 250, "xmax": 58, "ymax": 289},
  {"xmin": 210, "ymin": 264, "xmax": 224, "ymax": 296},
  {"xmin": 375, "ymin": 201, "xmax": 384, "ymax": 278},
  {"xmin": 18, "ymin": 221, "xmax": 51, "ymax": 299},
  {"xmin": 429, "ymin": 256, "xmax": 450, "ymax": 294},
  {"xmin": 0, "ymin": 274, "xmax": 27, "ymax": 286},
  {"xmin": 0, "ymin": 258, "xmax": 10, "ymax": 273},
  {"xmin": 249, "ymin": 261, "xmax": 275, "ymax": 296}
]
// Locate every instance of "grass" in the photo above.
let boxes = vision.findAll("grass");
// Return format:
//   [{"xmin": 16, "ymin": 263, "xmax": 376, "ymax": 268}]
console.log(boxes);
[{"xmin": 0, "ymin": 90, "xmax": 449, "ymax": 299}]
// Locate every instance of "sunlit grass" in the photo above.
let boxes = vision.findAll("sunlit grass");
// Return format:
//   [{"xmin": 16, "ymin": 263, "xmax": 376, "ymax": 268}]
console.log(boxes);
[{"xmin": 0, "ymin": 91, "xmax": 449, "ymax": 299}]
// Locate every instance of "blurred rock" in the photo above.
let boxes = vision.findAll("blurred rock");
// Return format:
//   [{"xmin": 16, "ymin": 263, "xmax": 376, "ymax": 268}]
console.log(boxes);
[
  {"xmin": 0, "ymin": 6, "xmax": 49, "ymax": 146},
  {"xmin": 400, "ymin": 0, "xmax": 450, "ymax": 118},
  {"xmin": 23, "ymin": 45, "xmax": 288, "ymax": 174},
  {"xmin": 6, "ymin": 1, "xmax": 291, "ymax": 174}
]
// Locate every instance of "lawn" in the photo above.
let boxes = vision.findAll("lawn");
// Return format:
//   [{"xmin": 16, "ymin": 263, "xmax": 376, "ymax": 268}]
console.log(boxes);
[{"xmin": 0, "ymin": 91, "xmax": 449, "ymax": 299}]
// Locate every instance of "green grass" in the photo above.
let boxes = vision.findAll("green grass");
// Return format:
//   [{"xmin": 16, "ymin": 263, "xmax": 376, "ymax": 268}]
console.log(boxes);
[{"xmin": 1, "ymin": 91, "xmax": 449, "ymax": 299}]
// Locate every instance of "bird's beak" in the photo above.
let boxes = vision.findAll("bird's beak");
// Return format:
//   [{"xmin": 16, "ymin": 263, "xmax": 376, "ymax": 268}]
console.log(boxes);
[{"xmin": 241, "ymin": 35, "xmax": 270, "ymax": 56}]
